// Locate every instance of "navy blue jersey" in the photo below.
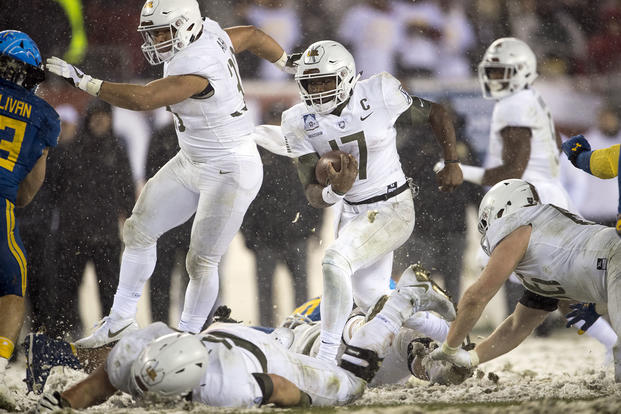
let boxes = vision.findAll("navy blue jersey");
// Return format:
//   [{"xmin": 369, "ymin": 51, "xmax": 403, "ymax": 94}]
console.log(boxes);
[{"xmin": 0, "ymin": 78, "xmax": 59, "ymax": 203}]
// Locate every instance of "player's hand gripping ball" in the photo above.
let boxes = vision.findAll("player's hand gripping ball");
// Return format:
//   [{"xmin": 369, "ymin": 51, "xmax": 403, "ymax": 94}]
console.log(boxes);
[{"xmin": 315, "ymin": 150, "xmax": 348, "ymax": 186}]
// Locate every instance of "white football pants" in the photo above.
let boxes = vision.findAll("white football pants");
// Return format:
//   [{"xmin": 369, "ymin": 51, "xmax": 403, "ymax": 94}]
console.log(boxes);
[
  {"xmin": 111, "ymin": 141, "xmax": 262, "ymax": 332},
  {"xmin": 319, "ymin": 189, "xmax": 415, "ymax": 360}
]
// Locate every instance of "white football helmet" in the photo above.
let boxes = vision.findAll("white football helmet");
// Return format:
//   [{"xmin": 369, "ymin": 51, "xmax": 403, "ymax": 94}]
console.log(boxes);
[
  {"xmin": 478, "ymin": 37, "xmax": 538, "ymax": 100},
  {"xmin": 295, "ymin": 40, "xmax": 360, "ymax": 115},
  {"xmin": 137, "ymin": 0, "xmax": 203, "ymax": 65},
  {"xmin": 478, "ymin": 179, "xmax": 540, "ymax": 235},
  {"xmin": 129, "ymin": 333, "xmax": 208, "ymax": 397}
]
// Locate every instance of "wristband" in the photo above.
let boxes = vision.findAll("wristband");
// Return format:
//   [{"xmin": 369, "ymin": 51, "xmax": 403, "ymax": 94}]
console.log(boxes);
[
  {"xmin": 440, "ymin": 342, "xmax": 459, "ymax": 355},
  {"xmin": 460, "ymin": 165, "xmax": 484, "ymax": 185},
  {"xmin": 322, "ymin": 185, "xmax": 345, "ymax": 204},
  {"xmin": 273, "ymin": 51, "xmax": 288, "ymax": 71},
  {"xmin": 77, "ymin": 75, "xmax": 102, "ymax": 97},
  {"xmin": 468, "ymin": 349, "xmax": 480, "ymax": 366}
]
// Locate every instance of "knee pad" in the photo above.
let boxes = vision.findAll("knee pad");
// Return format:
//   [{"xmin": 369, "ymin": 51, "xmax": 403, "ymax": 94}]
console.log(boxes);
[
  {"xmin": 123, "ymin": 216, "xmax": 157, "ymax": 249},
  {"xmin": 185, "ymin": 248, "xmax": 219, "ymax": 279},
  {"xmin": 322, "ymin": 248, "xmax": 352, "ymax": 276}
]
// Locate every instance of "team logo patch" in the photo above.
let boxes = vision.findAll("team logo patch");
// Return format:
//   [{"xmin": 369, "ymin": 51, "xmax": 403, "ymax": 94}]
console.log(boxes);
[
  {"xmin": 303, "ymin": 114, "xmax": 319, "ymax": 131},
  {"xmin": 597, "ymin": 258, "xmax": 607, "ymax": 270},
  {"xmin": 338, "ymin": 120, "xmax": 346, "ymax": 129},
  {"xmin": 304, "ymin": 45, "xmax": 325, "ymax": 64},
  {"xmin": 217, "ymin": 37, "xmax": 226, "ymax": 52},
  {"xmin": 142, "ymin": 0, "xmax": 158, "ymax": 16}
]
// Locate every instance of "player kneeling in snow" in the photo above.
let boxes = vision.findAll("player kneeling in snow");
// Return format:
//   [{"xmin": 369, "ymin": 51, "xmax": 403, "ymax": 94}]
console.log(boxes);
[{"xmin": 34, "ymin": 268, "xmax": 455, "ymax": 411}]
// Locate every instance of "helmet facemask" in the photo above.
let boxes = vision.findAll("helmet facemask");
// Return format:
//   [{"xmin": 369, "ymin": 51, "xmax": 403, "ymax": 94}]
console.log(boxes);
[
  {"xmin": 296, "ymin": 67, "xmax": 353, "ymax": 115},
  {"xmin": 478, "ymin": 37, "xmax": 538, "ymax": 100},
  {"xmin": 137, "ymin": 0, "xmax": 203, "ymax": 66}
]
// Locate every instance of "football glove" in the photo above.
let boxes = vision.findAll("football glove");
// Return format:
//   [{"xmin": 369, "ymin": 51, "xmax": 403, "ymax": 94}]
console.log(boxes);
[
  {"xmin": 565, "ymin": 302, "xmax": 600, "ymax": 334},
  {"xmin": 273, "ymin": 52, "xmax": 301, "ymax": 75},
  {"xmin": 562, "ymin": 134, "xmax": 592, "ymax": 167},
  {"xmin": 430, "ymin": 342, "xmax": 479, "ymax": 369},
  {"xmin": 46, "ymin": 56, "xmax": 102, "ymax": 96},
  {"xmin": 36, "ymin": 391, "xmax": 71, "ymax": 413}
]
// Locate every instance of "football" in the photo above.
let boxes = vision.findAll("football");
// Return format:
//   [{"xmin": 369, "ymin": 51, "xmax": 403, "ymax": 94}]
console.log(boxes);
[{"xmin": 315, "ymin": 150, "xmax": 348, "ymax": 186}]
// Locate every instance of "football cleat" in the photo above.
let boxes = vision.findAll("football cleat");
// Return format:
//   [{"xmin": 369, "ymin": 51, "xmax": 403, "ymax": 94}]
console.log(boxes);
[
  {"xmin": 73, "ymin": 316, "xmax": 139, "ymax": 348},
  {"xmin": 23, "ymin": 333, "xmax": 81, "ymax": 394},
  {"xmin": 395, "ymin": 264, "xmax": 456, "ymax": 322}
]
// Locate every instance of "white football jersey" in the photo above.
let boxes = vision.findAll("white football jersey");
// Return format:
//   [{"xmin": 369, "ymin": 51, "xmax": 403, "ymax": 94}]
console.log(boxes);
[
  {"xmin": 486, "ymin": 88, "xmax": 561, "ymax": 185},
  {"xmin": 282, "ymin": 72, "xmax": 411, "ymax": 202},
  {"xmin": 164, "ymin": 18, "xmax": 254, "ymax": 161},
  {"xmin": 483, "ymin": 204, "xmax": 621, "ymax": 303}
]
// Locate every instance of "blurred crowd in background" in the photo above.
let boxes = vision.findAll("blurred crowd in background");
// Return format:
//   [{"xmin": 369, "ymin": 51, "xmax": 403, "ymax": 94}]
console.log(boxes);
[{"xmin": 3, "ymin": 0, "xmax": 621, "ymax": 336}]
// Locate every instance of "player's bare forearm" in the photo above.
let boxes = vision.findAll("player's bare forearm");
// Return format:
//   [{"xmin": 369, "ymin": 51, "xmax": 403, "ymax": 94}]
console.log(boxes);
[
  {"xmin": 474, "ymin": 304, "xmax": 550, "ymax": 364},
  {"xmin": 61, "ymin": 365, "xmax": 117, "ymax": 409},
  {"xmin": 446, "ymin": 288, "xmax": 487, "ymax": 348},
  {"xmin": 429, "ymin": 103, "xmax": 459, "ymax": 162},
  {"xmin": 16, "ymin": 148, "xmax": 48, "ymax": 207},
  {"xmin": 447, "ymin": 227, "xmax": 530, "ymax": 348},
  {"xmin": 267, "ymin": 374, "xmax": 311, "ymax": 407},
  {"xmin": 482, "ymin": 127, "xmax": 531, "ymax": 186},
  {"xmin": 98, "ymin": 74, "xmax": 208, "ymax": 111},
  {"xmin": 225, "ymin": 26, "xmax": 284, "ymax": 62}
]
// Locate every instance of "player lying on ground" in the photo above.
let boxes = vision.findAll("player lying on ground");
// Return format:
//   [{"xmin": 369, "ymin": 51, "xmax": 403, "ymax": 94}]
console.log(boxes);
[
  {"xmin": 33, "ymin": 271, "xmax": 455, "ymax": 412},
  {"xmin": 562, "ymin": 134, "xmax": 621, "ymax": 235},
  {"xmin": 429, "ymin": 178, "xmax": 621, "ymax": 382},
  {"xmin": 25, "ymin": 265, "xmax": 467, "ymax": 396},
  {"xmin": 271, "ymin": 264, "xmax": 470, "ymax": 386}
]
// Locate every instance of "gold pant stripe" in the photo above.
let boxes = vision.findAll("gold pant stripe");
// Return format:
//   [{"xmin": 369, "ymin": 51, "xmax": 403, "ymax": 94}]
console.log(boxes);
[{"xmin": 5, "ymin": 201, "xmax": 27, "ymax": 295}]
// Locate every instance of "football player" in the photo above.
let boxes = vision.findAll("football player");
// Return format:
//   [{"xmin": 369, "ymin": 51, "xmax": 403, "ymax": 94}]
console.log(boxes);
[
  {"xmin": 45, "ymin": 0, "xmax": 298, "ymax": 346},
  {"xmin": 430, "ymin": 179, "xmax": 621, "ymax": 383},
  {"xmin": 562, "ymin": 133, "xmax": 621, "ymax": 236},
  {"xmin": 35, "ymin": 271, "xmax": 455, "ymax": 411},
  {"xmin": 441, "ymin": 37, "xmax": 617, "ymax": 349},
  {"xmin": 0, "ymin": 31, "xmax": 59, "ymax": 380},
  {"xmin": 279, "ymin": 40, "xmax": 462, "ymax": 363}
]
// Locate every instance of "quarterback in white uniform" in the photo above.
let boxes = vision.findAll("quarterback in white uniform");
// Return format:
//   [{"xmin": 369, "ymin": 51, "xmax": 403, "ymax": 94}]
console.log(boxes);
[
  {"xmin": 35, "ymin": 270, "xmax": 456, "ymax": 411},
  {"xmin": 430, "ymin": 179, "xmax": 621, "ymax": 382},
  {"xmin": 46, "ymin": 0, "xmax": 299, "ymax": 345},
  {"xmin": 281, "ymin": 40, "xmax": 462, "ymax": 363}
]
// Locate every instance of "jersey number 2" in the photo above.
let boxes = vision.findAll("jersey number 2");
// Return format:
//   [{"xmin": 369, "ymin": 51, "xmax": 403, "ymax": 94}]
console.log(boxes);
[
  {"xmin": 0, "ymin": 115, "xmax": 26, "ymax": 172},
  {"xmin": 328, "ymin": 131, "xmax": 368, "ymax": 179}
]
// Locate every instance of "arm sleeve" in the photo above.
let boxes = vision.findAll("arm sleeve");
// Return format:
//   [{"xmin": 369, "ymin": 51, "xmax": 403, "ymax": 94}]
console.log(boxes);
[
  {"xmin": 518, "ymin": 289, "xmax": 559, "ymax": 312},
  {"xmin": 589, "ymin": 145, "xmax": 620, "ymax": 179}
]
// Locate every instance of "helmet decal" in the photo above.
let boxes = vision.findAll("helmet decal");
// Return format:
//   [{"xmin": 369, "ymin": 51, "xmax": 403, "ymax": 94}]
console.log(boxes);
[
  {"xmin": 142, "ymin": 0, "xmax": 158, "ymax": 16},
  {"xmin": 304, "ymin": 45, "xmax": 324, "ymax": 65}
]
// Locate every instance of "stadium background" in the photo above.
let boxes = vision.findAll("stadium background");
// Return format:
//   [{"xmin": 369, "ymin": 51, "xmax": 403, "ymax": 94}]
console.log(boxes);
[{"xmin": 2, "ymin": 0, "xmax": 620, "ymax": 330}]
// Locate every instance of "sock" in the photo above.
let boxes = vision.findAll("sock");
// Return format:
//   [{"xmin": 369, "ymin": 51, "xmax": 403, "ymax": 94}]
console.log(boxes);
[
  {"xmin": 111, "ymin": 245, "xmax": 157, "ymax": 320},
  {"xmin": 378, "ymin": 290, "xmax": 417, "ymax": 333},
  {"xmin": 316, "ymin": 331, "xmax": 341, "ymax": 362},
  {"xmin": 582, "ymin": 317, "xmax": 617, "ymax": 349},
  {"xmin": 0, "ymin": 337, "xmax": 14, "ymax": 360},
  {"xmin": 0, "ymin": 356, "xmax": 7, "ymax": 373},
  {"xmin": 404, "ymin": 311, "xmax": 450, "ymax": 343}
]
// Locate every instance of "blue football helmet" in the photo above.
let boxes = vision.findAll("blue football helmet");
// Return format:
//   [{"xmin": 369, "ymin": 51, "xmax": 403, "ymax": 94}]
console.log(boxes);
[{"xmin": 0, "ymin": 30, "xmax": 45, "ymax": 90}]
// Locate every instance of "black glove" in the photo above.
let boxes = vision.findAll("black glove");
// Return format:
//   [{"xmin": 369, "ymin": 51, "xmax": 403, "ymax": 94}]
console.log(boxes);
[
  {"xmin": 213, "ymin": 305, "xmax": 239, "ymax": 323},
  {"xmin": 285, "ymin": 52, "xmax": 303, "ymax": 70},
  {"xmin": 565, "ymin": 302, "xmax": 600, "ymax": 334}
]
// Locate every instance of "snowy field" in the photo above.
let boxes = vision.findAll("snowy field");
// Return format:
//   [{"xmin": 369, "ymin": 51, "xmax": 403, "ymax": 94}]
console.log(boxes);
[{"xmin": 3, "ymin": 329, "xmax": 621, "ymax": 413}]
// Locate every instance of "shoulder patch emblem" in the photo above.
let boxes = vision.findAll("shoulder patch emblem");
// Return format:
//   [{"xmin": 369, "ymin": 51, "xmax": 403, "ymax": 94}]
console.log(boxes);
[{"xmin": 303, "ymin": 113, "xmax": 319, "ymax": 131}]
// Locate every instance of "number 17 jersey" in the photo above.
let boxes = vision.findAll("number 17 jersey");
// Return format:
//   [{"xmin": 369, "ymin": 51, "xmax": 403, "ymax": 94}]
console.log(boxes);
[
  {"xmin": 0, "ymin": 78, "xmax": 59, "ymax": 204},
  {"xmin": 281, "ymin": 72, "xmax": 412, "ymax": 203}
]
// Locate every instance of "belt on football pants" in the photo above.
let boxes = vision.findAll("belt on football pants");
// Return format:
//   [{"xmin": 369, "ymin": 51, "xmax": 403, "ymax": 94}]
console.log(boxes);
[{"xmin": 344, "ymin": 181, "xmax": 411, "ymax": 206}]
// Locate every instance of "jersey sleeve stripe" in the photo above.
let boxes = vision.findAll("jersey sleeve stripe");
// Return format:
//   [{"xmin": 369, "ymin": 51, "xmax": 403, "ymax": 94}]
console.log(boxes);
[{"xmin": 5, "ymin": 201, "xmax": 26, "ymax": 295}]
